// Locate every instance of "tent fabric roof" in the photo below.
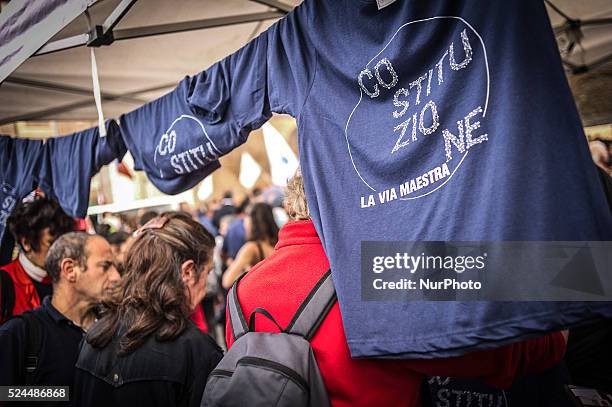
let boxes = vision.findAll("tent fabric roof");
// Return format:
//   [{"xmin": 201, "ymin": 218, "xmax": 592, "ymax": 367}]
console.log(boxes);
[
  {"xmin": 0, "ymin": 0, "xmax": 610, "ymax": 126},
  {"xmin": 0, "ymin": 0, "xmax": 295, "ymax": 124}
]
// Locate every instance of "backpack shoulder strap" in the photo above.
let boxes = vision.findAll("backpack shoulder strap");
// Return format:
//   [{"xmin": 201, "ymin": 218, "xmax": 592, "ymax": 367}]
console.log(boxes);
[
  {"xmin": 10, "ymin": 311, "xmax": 43, "ymax": 385},
  {"xmin": 22, "ymin": 312, "xmax": 43, "ymax": 385},
  {"xmin": 0, "ymin": 268, "xmax": 15, "ymax": 322},
  {"xmin": 285, "ymin": 270, "xmax": 336, "ymax": 340},
  {"xmin": 228, "ymin": 273, "xmax": 249, "ymax": 341}
]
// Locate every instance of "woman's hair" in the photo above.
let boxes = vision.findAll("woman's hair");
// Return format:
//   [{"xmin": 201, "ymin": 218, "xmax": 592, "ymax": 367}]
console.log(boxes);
[
  {"xmin": 284, "ymin": 168, "xmax": 310, "ymax": 220},
  {"xmin": 86, "ymin": 211, "xmax": 215, "ymax": 355},
  {"xmin": 7, "ymin": 196, "xmax": 74, "ymax": 252},
  {"xmin": 247, "ymin": 203, "xmax": 279, "ymax": 246}
]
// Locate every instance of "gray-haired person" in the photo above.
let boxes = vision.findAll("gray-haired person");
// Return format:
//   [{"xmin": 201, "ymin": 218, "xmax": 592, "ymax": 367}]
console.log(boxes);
[{"xmin": 0, "ymin": 232, "xmax": 120, "ymax": 404}]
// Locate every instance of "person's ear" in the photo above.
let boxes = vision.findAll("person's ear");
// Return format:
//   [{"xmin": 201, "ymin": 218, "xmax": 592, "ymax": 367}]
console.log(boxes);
[
  {"xmin": 60, "ymin": 258, "xmax": 77, "ymax": 283},
  {"xmin": 19, "ymin": 237, "xmax": 32, "ymax": 253},
  {"xmin": 180, "ymin": 260, "xmax": 197, "ymax": 286}
]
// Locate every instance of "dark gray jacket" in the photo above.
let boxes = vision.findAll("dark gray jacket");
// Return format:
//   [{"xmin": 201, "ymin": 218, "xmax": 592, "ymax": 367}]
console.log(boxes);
[{"xmin": 74, "ymin": 323, "xmax": 222, "ymax": 407}]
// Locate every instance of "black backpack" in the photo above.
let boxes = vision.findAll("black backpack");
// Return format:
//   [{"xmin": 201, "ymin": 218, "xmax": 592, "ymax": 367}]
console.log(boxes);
[
  {"xmin": 5, "ymin": 311, "xmax": 44, "ymax": 385},
  {"xmin": 202, "ymin": 270, "xmax": 336, "ymax": 407},
  {"xmin": 0, "ymin": 268, "xmax": 15, "ymax": 322},
  {"xmin": 1, "ymin": 269, "xmax": 43, "ymax": 384}
]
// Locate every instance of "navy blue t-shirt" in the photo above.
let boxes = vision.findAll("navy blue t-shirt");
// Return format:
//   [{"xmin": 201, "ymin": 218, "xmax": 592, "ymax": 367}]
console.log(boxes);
[
  {"xmin": 115, "ymin": 0, "xmax": 612, "ymax": 358},
  {"xmin": 118, "ymin": 35, "xmax": 270, "ymax": 195},
  {"xmin": 427, "ymin": 364, "xmax": 573, "ymax": 407},
  {"xmin": 39, "ymin": 120, "xmax": 127, "ymax": 218},
  {"xmin": 0, "ymin": 135, "xmax": 44, "ymax": 247}
]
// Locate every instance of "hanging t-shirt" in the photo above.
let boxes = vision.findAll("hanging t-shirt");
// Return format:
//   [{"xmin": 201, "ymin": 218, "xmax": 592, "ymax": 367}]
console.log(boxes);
[
  {"xmin": 39, "ymin": 120, "xmax": 127, "ymax": 218},
  {"xmin": 0, "ymin": 135, "xmax": 44, "ymax": 252},
  {"xmin": 117, "ymin": 0, "xmax": 612, "ymax": 358},
  {"xmin": 426, "ymin": 365, "xmax": 574, "ymax": 407},
  {"xmin": 118, "ymin": 36, "xmax": 269, "ymax": 195}
]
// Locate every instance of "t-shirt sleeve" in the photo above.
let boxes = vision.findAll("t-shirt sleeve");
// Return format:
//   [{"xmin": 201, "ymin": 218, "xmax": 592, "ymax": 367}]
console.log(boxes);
[
  {"xmin": 187, "ymin": 32, "xmax": 270, "ymax": 155},
  {"xmin": 39, "ymin": 121, "xmax": 123, "ymax": 218},
  {"xmin": 264, "ymin": 1, "xmax": 317, "ymax": 117},
  {"xmin": 118, "ymin": 3, "xmax": 315, "ymax": 196},
  {"xmin": 186, "ymin": 0, "xmax": 316, "ymax": 144},
  {"xmin": 94, "ymin": 120, "xmax": 127, "ymax": 170},
  {"xmin": 0, "ymin": 136, "xmax": 43, "ymax": 244}
]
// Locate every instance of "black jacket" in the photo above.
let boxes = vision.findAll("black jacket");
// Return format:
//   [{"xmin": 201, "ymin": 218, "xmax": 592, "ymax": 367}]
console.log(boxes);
[
  {"xmin": 73, "ymin": 322, "xmax": 223, "ymax": 407},
  {"xmin": 0, "ymin": 296, "xmax": 85, "ymax": 406}
]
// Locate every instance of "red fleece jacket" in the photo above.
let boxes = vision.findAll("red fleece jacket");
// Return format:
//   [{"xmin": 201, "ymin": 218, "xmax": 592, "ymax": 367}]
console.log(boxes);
[
  {"xmin": 226, "ymin": 220, "xmax": 566, "ymax": 407},
  {"xmin": 0, "ymin": 258, "xmax": 47, "ymax": 323}
]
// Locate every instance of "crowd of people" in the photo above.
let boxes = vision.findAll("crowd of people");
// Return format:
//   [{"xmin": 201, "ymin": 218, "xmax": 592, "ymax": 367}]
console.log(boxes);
[
  {"xmin": 81, "ymin": 187, "xmax": 286, "ymax": 342},
  {"xmin": 0, "ymin": 170, "xmax": 609, "ymax": 407}
]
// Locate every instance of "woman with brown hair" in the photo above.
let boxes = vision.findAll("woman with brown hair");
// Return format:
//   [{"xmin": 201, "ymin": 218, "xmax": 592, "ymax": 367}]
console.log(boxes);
[
  {"xmin": 221, "ymin": 202, "xmax": 279, "ymax": 289},
  {"xmin": 73, "ymin": 212, "xmax": 222, "ymax": 407}
]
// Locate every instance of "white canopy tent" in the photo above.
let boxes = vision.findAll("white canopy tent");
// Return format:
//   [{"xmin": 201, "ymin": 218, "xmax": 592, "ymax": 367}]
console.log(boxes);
[
  {"xmin": 0, "ymin": 0, "xmax": 609, "ymax": 125},
  {"xmin": 546, "ymin": 0, "xmax": 612, "ymax": 127},
  {"xmin": 0, "ymin": 0, "xmax": 295, "ymax": 125}
]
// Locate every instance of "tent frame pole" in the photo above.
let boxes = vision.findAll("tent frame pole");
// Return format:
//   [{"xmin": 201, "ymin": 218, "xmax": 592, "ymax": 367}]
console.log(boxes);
[
  {"xmin": 250, "ymin": 0, "xmax": 293, "ymax": 13},
  {"xmin": 3, "ymin": 0, "xmax": 291, "ymax": 124},
  {"xmin": 0, "ymin": 82, "xmax": 176, "ymax": 125},
  {"xmin": 112, "ymin": 11, "xmax": 284, "ymax": 41},
  {"xmin": 34, "ymin": 9, "xmax": 285, "ymax": 57},
  {"xmin": 3, "ymin": 77, "xmax": 146, "ymax": 104},
  {"xmin": 104, "ymin": 0, "xmax": 138, "ymax": 33}
]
